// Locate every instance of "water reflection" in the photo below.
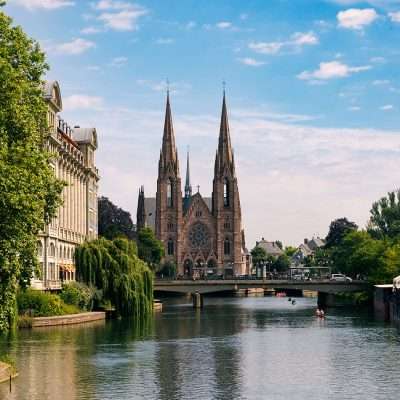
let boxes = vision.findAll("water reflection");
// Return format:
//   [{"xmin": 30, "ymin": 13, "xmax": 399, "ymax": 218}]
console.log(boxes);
[{"xmin": 0, "ymin": 297, "xmax": 399, "ymax": 400}]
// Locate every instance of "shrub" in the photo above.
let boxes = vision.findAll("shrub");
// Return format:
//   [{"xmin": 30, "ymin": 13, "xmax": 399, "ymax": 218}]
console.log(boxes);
[
  {"xmin": 60, "ymin": 282, "xmax": 96, "ymax": 311},
  {"xmin": 17, "ymin": 315, "xmax": 33, "ymax": 329},
  {"xmin": 17, "ymin": 289, "xmax": 80, "ymax": 317}
]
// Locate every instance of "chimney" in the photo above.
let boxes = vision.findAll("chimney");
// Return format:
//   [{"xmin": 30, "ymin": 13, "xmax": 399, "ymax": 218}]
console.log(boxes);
[
  {"xmin": 74, "ymin": 125, "xmax": 80, "ymax": 129},
  {"xmin": 304, "ymin": 238, "xmax": 308, "ymax": 244}
]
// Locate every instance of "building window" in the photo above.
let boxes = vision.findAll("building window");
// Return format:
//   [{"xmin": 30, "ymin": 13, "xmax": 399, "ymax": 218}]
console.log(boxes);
[
  {"xmin": 223, "ymin": 179, "xmax": 230, "ymax": 207},
  {"xmin": 167, "ymin": 179, "xmax": 173, "ymax": 208},
  {"xmin": 195, "ymin": 211, "xmax": 202, "ymax": 217},
  {"xmin": 49, "ymin": 243, "xmax": 56, "ymax": 257},
  {"xmin": 224, "ymin": 222, "xmax": 230, "ymax": 229},
  {"xmin": 224, "ymin": 238, "xmax": 231, "ymax": 255},
  {"xmin": 167, "ymin": 222, "xmax": 174, "ymax": 231},
  {"xmin": 37, "ymin": 241, "xmax": 43, "ymax": 257},
  {"xmin": 167, "ymin": 239, "xmax": 174, "ymax": 255}
]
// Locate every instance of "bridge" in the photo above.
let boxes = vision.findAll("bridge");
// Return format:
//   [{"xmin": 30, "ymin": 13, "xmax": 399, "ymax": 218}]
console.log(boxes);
[{"xmin": 154, "ymin": 279, "xmax": 371, "ymax": 307}]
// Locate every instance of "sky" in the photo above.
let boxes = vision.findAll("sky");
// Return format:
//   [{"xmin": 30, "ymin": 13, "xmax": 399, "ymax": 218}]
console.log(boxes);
[{"xmin": 3, "ymin": 0, "xmax": 400, "ymax": 247}]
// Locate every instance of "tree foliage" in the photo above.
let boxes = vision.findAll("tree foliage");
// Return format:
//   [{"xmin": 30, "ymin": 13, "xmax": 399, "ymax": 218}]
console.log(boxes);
[
  {"xmin": 368, "ymin": 190, "xmax": 400, "ymax": 240},
  {"xmin": 325, "ymin": 217, "xmax": 358, "ymax": 248},
  {"xmin": 0, "ymin": 12, "xmax": 63, "ymax": 332},
  {"xmin": 250, "ymin": 246, "xmax": 267, "ymax": 266},
  {"xmin": 75, "ymin": 237, "xmax": 153, "ymax": 318},
  {"xmin": 137, "ymin": 227, "xmax": 164, "ymax": 270},
  {"xmin": 98, "ymin": 196, "xmax": 135, "ymax": 240}
]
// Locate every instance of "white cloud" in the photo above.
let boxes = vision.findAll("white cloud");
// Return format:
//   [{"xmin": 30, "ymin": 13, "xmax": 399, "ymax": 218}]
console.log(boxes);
[
  {"xmin": 348, "ymin": 106, "xmax": 361, "ymax": 111},
  {"xmin": 81, "ymin": 26, "xmax": 102, "ymax": 34},
  {"xmin": 155, "ymin": 38, "xmax": 174, "ymax": 45},
  {"xmin": 63, "ymin": 94, "xmax": 103, "ymax": 110},
  {"xmin": 240, "ymin": 13, "xmax": 248, "ymax": 20},
  {"xmin": 370, "ymin": 56, "xmax": 386, "ymax": 63},
  {"xmin": 136, "ymin": 79, "xmax": 191, "ymax": 94},
  {"xmin": 388, "ymin": 11, "xmax": 400, "ymax": 22},
  {"xmin": 13, "ymin": 0, "xmax": 74, "ymax": 9},
  {"xmin": 109, "ymin": 56, "xmax": 128, "ymax": 67},
  {"xmin": 216, "ymin": 21, "xmax": 232, "ymax": 29},
  {"xmin": 237, "ymin": 57, "xmax": 265, "ymax": 67},
  {"xmin": 98, "ymin": 9, "xmax": 147, "ymax": 31},
  {"xmin": 298, "ymin": 61, "xmax": 371, "ymax": 81},
  {"xmin": 92, "ymin": 1, "xmax": 148, "ymax": 31},
  {"xmin": 82, "ymin": 103, "xmax": 400, "ymax": 246},
  {"xmin": 337, "ymin": 8, "xmax": 378, "ymax": 30},
  {"xmin": 54, "ymin": 38, "xmax": 95, "ymax": 55},
  {"xmin": 249, "ymin": 31, "xmax": 318, "ymax": 55},
  {"xmin": 185, "ymin": 21, "xmax": 196, "ymax": 30},
  {"xmin": 380, "ymin": 104, "xmax": 394, "ymax": 110},
  {"xmin": 87, "ymin": 65, "xmax": 101, "ymax": 71},
  {"xmin": 372, "ymin": 79, "xmax": 390, "ymax": 85}
]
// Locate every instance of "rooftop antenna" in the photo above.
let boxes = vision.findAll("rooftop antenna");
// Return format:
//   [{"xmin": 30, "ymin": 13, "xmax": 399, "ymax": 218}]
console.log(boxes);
[
  {"xmin": 222, "ymin": 79, "xmax": 226, "ymax": 95},
  {"xmin": 166, "ymin": 78, "xmax": 170, "ymax": 95}
]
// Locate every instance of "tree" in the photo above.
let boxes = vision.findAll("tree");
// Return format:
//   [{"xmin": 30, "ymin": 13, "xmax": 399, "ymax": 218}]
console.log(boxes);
[
  {"xmin": 325, "ymin": 218, "xmax": 358, "ymax": 248},
  {"xmin": 137, "ymin": 227, "xmax": 164, "ymax": 270},
  {"xmin": 368, "ymin": 190, "xmax": 400, "ymax": 240},
  {"xmin": 0, "ymin": 12, "xmax": 63, "ymax": 332},
  {"xmin": 158, "ymin": 261, "xmax": 177, "ymax": 279},
  {"xmin": 251, "ymin": 246, "xmax": 267, "ymax": 266},
  {"xmin": 273, "ymin": 254, "xmax": 290, "ymax": 272},
  {"xmin": 275, "ymin": 240, "xmax": 283, "ymax": 250},
  {"xmin": 98, "ymin": 196, "xmax": 135, "ymax": 240},
  {"xmin": 75, "ymin": 237, "xmax": 153, "ymax": 318},
  {"xmin": 284, "ymin": 246, "xmax": 297, "ymax": 257}
]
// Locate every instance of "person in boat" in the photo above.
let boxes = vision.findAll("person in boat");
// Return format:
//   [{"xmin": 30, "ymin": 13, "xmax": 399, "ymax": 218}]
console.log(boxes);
[
  {"xmin": 320, "ymin": 309, "xmax": 325, "ymax": 317},
  {"xmin": 316, "ymin": 309, "xmax": 321, "ymax": 317}
]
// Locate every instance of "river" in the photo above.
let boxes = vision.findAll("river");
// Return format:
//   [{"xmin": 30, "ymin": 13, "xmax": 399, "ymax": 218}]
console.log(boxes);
[{"xmin": 0, "ymin": 296, "xmax": 400, "ymax": 400}]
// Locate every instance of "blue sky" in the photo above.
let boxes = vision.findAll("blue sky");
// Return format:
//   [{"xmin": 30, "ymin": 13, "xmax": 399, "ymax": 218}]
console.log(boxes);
[{"xmin": 4, "ymin": 0, "xmax": 400, "ymax": 246}]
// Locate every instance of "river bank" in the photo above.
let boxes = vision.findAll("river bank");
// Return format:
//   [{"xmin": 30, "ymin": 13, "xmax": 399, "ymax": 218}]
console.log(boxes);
[{"xmin": 0, "ymin": 360, "xmax": 17, "ymax": 384}]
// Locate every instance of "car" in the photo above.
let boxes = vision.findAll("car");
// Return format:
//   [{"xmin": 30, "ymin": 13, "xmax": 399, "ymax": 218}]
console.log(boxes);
[
  {"xmin": 330, "ymin": 274, "xmax": 352, "ymax": 283},
  {"xmin": 292, "ymin": 274, "xmax": 303, "ymax": 281}
]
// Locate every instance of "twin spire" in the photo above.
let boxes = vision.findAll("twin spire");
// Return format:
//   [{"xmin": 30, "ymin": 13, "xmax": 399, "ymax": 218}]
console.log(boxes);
[{"xmin": 159, "ymin": 89, "xmax": 235, "ymax": 186}]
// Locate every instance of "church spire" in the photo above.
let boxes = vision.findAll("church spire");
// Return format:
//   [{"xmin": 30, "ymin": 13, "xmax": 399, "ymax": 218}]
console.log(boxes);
[
  {"xmin": 160, "ymin": 91, "xmax": 179, "ymax": 174},
  {"xmin": 185, "ymin": 148, "xmax": 192, "ymax": 198},
  {"xmin": 136, "ymin": 185, "xmax": 147, "ymax": 232},
  {"xmin": 215, "ymin": 90, "xmax": 234, "ymax": 176}
]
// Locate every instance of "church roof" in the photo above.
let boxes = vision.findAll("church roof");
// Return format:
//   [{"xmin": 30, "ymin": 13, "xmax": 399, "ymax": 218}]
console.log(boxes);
[{"xmin": 143, "ymin": 195, "xmax": 212, "ymax": 231}]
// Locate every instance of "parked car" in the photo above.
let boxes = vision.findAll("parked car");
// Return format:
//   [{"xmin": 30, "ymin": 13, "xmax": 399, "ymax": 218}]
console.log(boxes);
[
  {"xmin": 292, "ymin": 274, "xmax": 303, "ymax": 281},
  {"xmin": 330, "ymin": 274, "xmax": 352, "ymax": 283}
]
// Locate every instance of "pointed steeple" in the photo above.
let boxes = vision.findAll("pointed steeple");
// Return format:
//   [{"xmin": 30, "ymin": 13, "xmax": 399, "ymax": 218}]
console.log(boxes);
[
  {"xmin": 160, "ymin": 91, "xmax": 178, "ymax": 173},
  {"xmin": 185, "ymin": 148, "xmax": 192, "ymax": 198},
  {"xmin": 136, "ymin": 186, "xmax": 147, "ymax": 232},
  {"xmin": 215, "ymin": 90, "xmax": 234, "ymax": 176}
]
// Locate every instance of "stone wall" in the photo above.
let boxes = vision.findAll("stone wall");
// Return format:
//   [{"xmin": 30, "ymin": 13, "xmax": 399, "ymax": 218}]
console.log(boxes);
[{"xmin": 32, "ymin": 311, "xmax": 105, "ymax": 328}]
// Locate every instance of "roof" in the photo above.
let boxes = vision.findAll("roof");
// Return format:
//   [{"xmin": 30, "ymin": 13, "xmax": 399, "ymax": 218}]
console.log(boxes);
[
  {"xmin": 256, "ymin": 240, "xmax": 283, "ymax": 256},
  {"xmin": 307, "ymin": 237, "xmax": 325, "ymax": 250},
  {"xmin": 144, "ymin": 195, "xmax": 212, "ymax": 231},
  {"xmin": 72, "ymin": 127, "xmax": 98, "ymax": 149}
]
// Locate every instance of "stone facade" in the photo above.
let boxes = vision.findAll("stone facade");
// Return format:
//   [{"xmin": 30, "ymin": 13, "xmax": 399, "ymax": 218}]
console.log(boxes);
[
  {"xmin": 33, "ymin": 81, "xmax": 99, "ymax": 291},
  {"xmin": 137, "ymin": 92, "xmax": 247, "ymax": 277}
]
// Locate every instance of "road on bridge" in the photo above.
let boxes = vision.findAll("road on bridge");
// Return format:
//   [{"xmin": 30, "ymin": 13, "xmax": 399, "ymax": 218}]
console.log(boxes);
[{"xmin": 153, "ymin": 279, "xmax": 370, "ymax": 295}]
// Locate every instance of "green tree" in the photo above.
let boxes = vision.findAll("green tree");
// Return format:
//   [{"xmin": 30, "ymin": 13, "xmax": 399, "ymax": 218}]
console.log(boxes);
[
  {"xmin": 98, "ymin": 196, "xmax": 135, "ymax": 240},
  {"xmin": 273, "ymin": 254, "xmax": 290, "ymax": 272},
  {"xmin": 368, "ymin": 190, "xmax": 400, "ymax": 240},
  {"xmin": 325, "ymin": 217, "xmax": 358, "ymax": 248},
  {"xmin": 250, "ymin": 246, "xmax": 268, "ymax": 276},
  {"xmin": 75, "ymin": 237, "xmax": 153, "ymax": 318},
  {"xmin": 158, "ymin": 261, "xmax": 177, "ymax": 279},
  {"xmin": 284, "ymin": 246, "xmax": 297, "ymax": 257},
  {"xmin": 137, "ymin": 227, "xmax": 164, "ymax": 271},
  {"xmin": 0, "ymin": 12, "xmax": 63, "ymax": 332}
]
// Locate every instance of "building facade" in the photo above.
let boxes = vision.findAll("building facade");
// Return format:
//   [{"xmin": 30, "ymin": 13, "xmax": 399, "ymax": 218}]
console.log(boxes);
[
  {"xmin": 33, "ymin": 81, "xmax": 99, "ymax": 290},
  {"xmin": 137, "ymin": 92, "xmax": 247, "ymax": 277}
]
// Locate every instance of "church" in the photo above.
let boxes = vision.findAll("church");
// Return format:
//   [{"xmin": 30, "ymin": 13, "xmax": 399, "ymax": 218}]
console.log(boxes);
[{"xmin": 136, "ymin": 92, "xmax": 249, "ymax": 278}]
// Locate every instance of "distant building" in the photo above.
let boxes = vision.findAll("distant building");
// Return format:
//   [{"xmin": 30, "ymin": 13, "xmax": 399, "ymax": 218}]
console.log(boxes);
[
  {"xmin": 255, "ymin": 238, "xmax": 284, "ymax": 258},
  {"xmin": 136, "ymin": 92, "xmax": 247, "ymax": 277},
  {"xmin": 291, "ymin": 237, "xmax": 325, "ymax": 266},
  {"xmin": 33, "ymin": 81, "xmax": 99, "ymax": 290}
]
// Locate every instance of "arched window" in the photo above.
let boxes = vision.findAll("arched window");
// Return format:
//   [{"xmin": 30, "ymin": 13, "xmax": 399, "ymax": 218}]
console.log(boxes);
[
  {"xmin": 223, "ymin": 179, "xmax": 229, "ymax": 207},
  {"xmin": 167, "ymin": 179, "xmax": 173, "ymax": 208},
  {"xmin": 37, "ymin": 242, "xmax": 43, "ymax": 257},
  {"xmin": 167, "ymin": 239, "xmax": 174, "ymax": 255},
  {"xmin": 224, "ymin": 238, "xmax": 231, "ymax": 255},
  {"xmin": 49, "ymin": 243, "xmax": 55, "ymax": 257}
]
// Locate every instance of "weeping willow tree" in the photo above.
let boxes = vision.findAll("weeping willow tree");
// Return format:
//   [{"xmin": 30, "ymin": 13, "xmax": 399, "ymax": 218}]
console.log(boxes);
[{"xmin": 75, "ymin": 237, "xmax": 153, "ymax": 318}]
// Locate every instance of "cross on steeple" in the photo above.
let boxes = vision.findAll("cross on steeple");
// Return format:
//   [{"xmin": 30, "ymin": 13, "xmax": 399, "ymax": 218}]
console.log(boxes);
[{"xmin": 197, "ymin": 185, "xmax": 200, "ymax": 193}]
